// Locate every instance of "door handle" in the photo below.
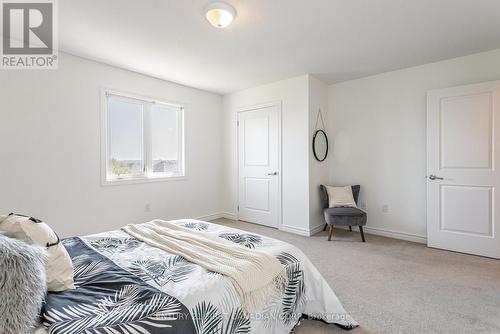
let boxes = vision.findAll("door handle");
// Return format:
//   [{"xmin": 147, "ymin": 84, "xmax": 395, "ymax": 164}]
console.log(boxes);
[
  {"xmin": 267, "ymin": 172, "xmax": 279, "ymax": 176},
  {"xmin": 428, "ymin": 174, "xmax": 444, "ymax": 180}
]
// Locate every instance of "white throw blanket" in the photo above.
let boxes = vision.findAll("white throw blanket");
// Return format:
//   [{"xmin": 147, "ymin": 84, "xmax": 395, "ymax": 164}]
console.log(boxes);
[{"xmin": 122, "ymin": 220, "xmax": 288, "ymax": 311}]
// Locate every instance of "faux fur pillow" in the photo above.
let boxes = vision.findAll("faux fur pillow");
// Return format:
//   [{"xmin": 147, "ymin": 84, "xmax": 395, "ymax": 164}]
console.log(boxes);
[
  {"xmin": 0, "ymin": 214, "xmax": 75, "ymax": 291},
  {"xmin": 0, "ymin": 234, "xmax": 47, "ymax": 334}
]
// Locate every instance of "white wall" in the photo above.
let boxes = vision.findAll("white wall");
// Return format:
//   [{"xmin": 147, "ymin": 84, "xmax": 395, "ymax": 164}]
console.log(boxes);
[
  {"xmin": 328, "ymin": 48, "xmax": 500, "ymax": 242},
  {"xmin": 308, "ymin": 76, "xmax": 329, "ymax": 232},
  {"xmin": 222, "ymin": 75, "xmax": 311, "ymax": 234},
  {"xmin": 0, "ymin": 53, "xmax": 223, "ymax": 237},
  {"xmin": 5, "ymin": 48, "xmax": 497, "ymax": 242}
]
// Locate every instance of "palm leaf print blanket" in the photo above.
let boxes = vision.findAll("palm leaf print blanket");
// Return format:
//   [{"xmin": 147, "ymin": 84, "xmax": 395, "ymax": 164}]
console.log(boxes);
[{"xmin": 41, "ymin": 219, "xmax": 358, "ymax": 334}]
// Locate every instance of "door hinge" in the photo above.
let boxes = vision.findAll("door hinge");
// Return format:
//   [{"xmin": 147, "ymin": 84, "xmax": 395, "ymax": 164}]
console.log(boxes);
[
  {"xmin": 237, "ymin": 205, "xmax": 239, "ymax": 211},
  {"xmin": 237, "ymin": 121, "xmax": 239, "ymax": 126}
]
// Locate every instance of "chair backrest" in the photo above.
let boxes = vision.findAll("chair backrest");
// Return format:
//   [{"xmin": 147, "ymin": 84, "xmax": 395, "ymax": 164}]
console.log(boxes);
[{"xmin": 319, "ymin": 184, "xmax": 361, "ymax": 209}]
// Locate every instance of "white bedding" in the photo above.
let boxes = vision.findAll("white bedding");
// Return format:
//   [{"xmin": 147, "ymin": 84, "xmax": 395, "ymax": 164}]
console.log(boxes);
[{"xmin": 40, "ymin": 219, "xmax": 357, "ymax": 333}]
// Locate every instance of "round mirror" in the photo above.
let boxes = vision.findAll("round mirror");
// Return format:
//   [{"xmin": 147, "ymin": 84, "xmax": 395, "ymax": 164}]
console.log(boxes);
[{"xmin": 313, "ymin": 130, "xmax": 328, "ymax": 161}]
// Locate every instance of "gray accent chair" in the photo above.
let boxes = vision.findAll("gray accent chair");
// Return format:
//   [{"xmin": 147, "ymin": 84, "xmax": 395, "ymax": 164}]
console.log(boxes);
[{"xmin": 320, "ymin": 185, "xmax": 367, "ymax": 242}]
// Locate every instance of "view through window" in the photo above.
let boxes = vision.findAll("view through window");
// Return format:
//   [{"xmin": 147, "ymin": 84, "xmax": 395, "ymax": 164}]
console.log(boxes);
[{"xmin": 105, "ymin": 92, "xmax": 184, "ymax": 182}]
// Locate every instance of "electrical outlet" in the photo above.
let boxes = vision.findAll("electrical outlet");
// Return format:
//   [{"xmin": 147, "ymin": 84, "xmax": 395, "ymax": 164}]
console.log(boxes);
[
  {"xmin": 145, "ymin": 204, "xmax": 151, "ymax": 212},
  {"xmin": 359, "ymin": 202, "xmax": 367, "ymax": 210},
  {"xmin": 382, "ymin": 204, "xmax": 389, "ymax": 213}
]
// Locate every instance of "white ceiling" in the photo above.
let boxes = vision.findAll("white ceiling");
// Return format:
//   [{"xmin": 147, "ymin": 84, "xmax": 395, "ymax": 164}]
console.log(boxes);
[{"xmin": 60, "ymin": 0, "xmax": 500, "ymax": 94}]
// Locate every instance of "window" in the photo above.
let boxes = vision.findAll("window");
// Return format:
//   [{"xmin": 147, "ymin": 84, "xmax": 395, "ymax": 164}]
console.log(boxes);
[{"xmin": 103, "ymin": 90, "xmax": 184, "ymax": 183}]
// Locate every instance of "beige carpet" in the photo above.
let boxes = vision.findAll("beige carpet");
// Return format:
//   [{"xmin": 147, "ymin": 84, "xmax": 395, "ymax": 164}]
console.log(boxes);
[{"xmin": 213, "ymin": 219, "xmax": 500, "ymax": 334}]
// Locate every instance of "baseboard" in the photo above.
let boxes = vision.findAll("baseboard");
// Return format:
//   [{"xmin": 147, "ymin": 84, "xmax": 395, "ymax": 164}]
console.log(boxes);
[
  {"xmin": 336, "ymin": 225, "xmax": 427, "ymax": 244},
  {"xmin": 196, "ymin": 212, "xmax": 238, "ymax": 222},
  {"xmin": 365, "ymin": 226, "xmax": 427, "ymax": 244},
  {"xmin": 196, "ymin": 213, "xmax": 223, "ymax": 221},
  {"xmin": 281, "ymin": 224, "xmax": 324, "ymax": 237},
  {"xmin": 220, "ymin": 212, "xmax": 238, "ymax": 220},
  {"xmin": 309, "ymin": 224, "xmax": 325, "ymax": 236},
  {"xmin": 279, "ymin": 224, "xmax": 311, "ymax": 236}
]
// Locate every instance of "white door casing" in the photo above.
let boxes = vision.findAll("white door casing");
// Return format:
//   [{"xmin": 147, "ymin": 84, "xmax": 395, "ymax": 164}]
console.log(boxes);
[
  {"xmin": 238, "ymin": 102, "xmax": 281, "ymax": 228},
  {"xmin": 427, "ymin": 81, "xmax": 500, "ymax": 259}
]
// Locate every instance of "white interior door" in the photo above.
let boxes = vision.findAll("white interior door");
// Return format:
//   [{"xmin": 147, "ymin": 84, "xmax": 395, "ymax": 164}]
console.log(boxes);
[
  {"xmin": 427, "ymin": 81, "xmax": 500, "ymax": 258},
  {"xmin": 238, "ymin": 103, "xmax": 281, "ymax": 228}
]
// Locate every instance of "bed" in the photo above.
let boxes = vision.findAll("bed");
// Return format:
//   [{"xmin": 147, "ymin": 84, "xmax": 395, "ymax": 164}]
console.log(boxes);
[{"xmin": 40, "ymin": 219, "xmax": 357, "ymax": 333}]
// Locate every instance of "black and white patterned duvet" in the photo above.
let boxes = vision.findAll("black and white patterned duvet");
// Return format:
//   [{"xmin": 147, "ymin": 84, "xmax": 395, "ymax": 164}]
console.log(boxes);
[{"xmin": 42, "ymin": 219, "xmax": 357, "ymax": 333}]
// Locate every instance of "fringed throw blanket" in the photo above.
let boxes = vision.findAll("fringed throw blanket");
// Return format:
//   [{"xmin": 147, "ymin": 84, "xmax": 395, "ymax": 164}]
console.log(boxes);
[{"xmin": 122, "ymin": 220, "xmax": 288, "ymax": 311}]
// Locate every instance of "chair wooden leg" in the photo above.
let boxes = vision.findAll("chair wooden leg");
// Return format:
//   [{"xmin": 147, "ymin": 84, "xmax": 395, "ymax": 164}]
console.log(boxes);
[
  {"xmin": 348, "ymin": 226, "xmax": 352, "ymax": 232},
  {"xmin": 327, "ymin": 225, "xmax": 334, "ymax": 241},
  {"xmin": 359, "ymin": 226, "xmax": 366, "ymax": 242},
  {"xmin": 323, "ymin": 223, "xmax": 328, "ymax": 231}
]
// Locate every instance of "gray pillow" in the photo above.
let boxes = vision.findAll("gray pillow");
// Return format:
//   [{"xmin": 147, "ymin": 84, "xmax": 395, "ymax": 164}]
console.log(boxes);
[{"xmin": 0, "ymin": 234, "xmax": 47, "ymax": 334}]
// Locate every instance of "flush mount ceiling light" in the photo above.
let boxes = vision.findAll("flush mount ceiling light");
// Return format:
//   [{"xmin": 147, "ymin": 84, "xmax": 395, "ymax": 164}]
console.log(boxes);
[{"xmin": 205, "ymin": 2, "xmax": 236, "ymax": 28}]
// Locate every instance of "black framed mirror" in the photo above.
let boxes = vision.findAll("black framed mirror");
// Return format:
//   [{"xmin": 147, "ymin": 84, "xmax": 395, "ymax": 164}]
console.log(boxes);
[{"xmin": 313, "ymin": 130, "xmax": 328, "ymax": 161}]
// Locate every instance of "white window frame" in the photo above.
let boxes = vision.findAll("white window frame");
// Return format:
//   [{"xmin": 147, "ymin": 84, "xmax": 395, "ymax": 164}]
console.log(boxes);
[{"xmin": 101, "ymin": 88, "xmax": 185, "ymax": 185}]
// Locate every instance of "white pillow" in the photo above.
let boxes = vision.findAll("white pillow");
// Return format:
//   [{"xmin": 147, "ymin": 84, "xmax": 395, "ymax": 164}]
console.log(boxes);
[
  {"xmin": 0, "ymin": 214, "xmax": 75, "ymax": 292},
  {"xmin": 325, "ymin": 186, "xmax": 357, "ymax": 208}
]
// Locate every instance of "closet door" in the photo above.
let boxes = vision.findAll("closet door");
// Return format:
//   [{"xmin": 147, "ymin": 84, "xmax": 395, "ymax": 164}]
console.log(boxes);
[{"xmin": 427, "ymin": 81, "xmax": 500, "ymax": 258}]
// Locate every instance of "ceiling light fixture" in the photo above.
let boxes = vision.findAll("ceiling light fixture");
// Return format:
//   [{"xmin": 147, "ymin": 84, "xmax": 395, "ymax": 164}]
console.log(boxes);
[{"xmin": 205, "ymin": 2, "xmax": 236, "ymax": 29}]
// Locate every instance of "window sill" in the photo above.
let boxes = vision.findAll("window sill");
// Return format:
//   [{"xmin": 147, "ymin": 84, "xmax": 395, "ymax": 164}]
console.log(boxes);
[{"xmin": 101, "ymin": 175, "xmax": 186, "ymax": 186}]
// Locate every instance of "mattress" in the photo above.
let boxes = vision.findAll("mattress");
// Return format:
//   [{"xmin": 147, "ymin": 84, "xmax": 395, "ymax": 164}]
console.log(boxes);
[{"xmin": 40, "ymin": 219, "xmax": 357, "ymax": 333}]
